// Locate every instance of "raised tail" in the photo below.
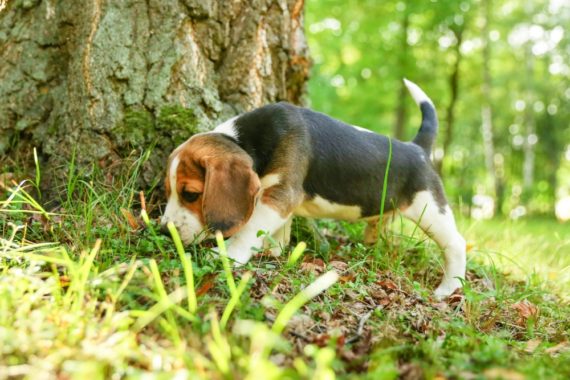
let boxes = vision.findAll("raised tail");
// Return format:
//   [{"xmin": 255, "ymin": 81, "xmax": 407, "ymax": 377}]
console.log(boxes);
[{"xmin": 403, "ymin": 78, "xmax": 438, "ymax": 155}]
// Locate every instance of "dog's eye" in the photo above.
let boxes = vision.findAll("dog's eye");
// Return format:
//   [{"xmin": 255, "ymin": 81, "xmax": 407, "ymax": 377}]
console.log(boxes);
[{"xmin": 180, "ymin": 190, "xmax": 200, "ymax": 203}]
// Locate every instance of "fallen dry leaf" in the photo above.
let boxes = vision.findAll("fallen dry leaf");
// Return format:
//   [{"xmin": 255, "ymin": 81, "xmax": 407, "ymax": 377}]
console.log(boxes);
[
  {"xmin": 59, "ymin": 275, "xmax": 71, "ymax": 288},
  {"xmin": 196, "ymin": 275, "xmax": 217, "ymax": 297},
  {"xmin": 457, "ymin": 372, "xmax": 476, "ymax": 380},
  {"xmin": 312, "ymin": 333, "xmax": 345, "ymax": 349},
  {"xmin": 432, "ymin": 301, "xmax": 450, "ymax": 312},
  {"xmin": 399, "ymin": 362, "xmax": 424, "ymax": 380},
  {"xmin": 316, "ymin": 310, "xmax": 331, "ymax": 323},
  {"xmin": 511, "ymin": 300, "xmax": 539, "ymax": 326},
  {"xmin": 376, "ymin": 279, "xmax": 398, "ymax": 291},
  {"xmin": 120, "ymin": 208, "xmax": 141, "ymax": 231},
  {"xmin": 545, "ymin": 341, "xmax": 569, "ymax": 356},
  {"xmin": 329, "ymin": 260, "xmax": 348, "ymax": 271},
  {"xmin": 300, "ymin": 258, "xmax": 325, "ymax": 274},
  {"xmin": 27, "ymin": 212, "xmax": 53, "ymax": 233},
  {"xmin": 345, "ymin": 289, "xmax": 360, "ymax": 300},
  {"xmin": 0, "ymin": 172, "xmax": 15, "ymax": 190},
  {"xmin": 378, "ymin": 298, "xmax": 391, "ymax": 307},
  {"xmin": 483, "ymin": 368, "xmax": 524, "ymax": 380},
  {"xmin": 524, "ymin": 338, "xmax": 542, "ymax": 353},
  {"xmin": 447, "ymin": 293, "xmax": 464, "ymax": 307},
  {"xmin": 286, "ymin": 314, "xmax": 314, "ymax": 336},
  {"xmin": 340, "ymin": 329, "xmax": 373, "ymax": 372},
  {"xmin": 339, "ymin": 274, "xmax": 355, "ymax": 283}
]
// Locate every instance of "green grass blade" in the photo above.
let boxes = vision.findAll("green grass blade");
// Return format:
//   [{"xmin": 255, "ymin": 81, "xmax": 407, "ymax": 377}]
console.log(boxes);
[
  {"xmin": 287, "ymin": 242, "xmax": 307, "ymax": 266},
  {"xmin": 220, "ymin": 271, "xmax": 252, "ymax": 329},
  {"xmin": 167, "ymin": 222, "xmax": 197, "ymax": 313},
  {"xmin": 71, "ymin": 239, "xmax": 101, "ymax": 311},
  {"xmin": 375, "ymin": 137, "xmax": 392, "ymax": 250},
  {"xmin": 132, "ymin": 287, "xmax": 197, "ymax": 331},
  {"xmin": 216, "ymin": 231, "xmax": 237, "ymax": 296},
  {"xmin": 272, "ymin": 270, "xmax": 339, "ymax": 335},
  {"xmin": 111, "ymin": 256, "xmax": 139, "ymax": 303}
]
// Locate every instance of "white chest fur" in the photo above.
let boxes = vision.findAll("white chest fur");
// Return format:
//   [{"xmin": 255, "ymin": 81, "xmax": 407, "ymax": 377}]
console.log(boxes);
[{"xmin": 294, "ymin": 195, "xmax": 362, "ymax": 220}]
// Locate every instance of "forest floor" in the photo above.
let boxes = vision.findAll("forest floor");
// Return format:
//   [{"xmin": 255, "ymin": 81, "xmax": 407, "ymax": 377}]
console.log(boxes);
[{"xmin": 1, "ymin": 162, "xmax": 569, "ymax": 379}]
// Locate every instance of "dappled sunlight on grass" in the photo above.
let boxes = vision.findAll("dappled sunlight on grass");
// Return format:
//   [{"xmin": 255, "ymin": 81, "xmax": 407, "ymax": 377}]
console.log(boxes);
[
  {"xmin": 1, "ymin": 162, "xmax": 569, "ymax": 378},
  {"xmin": 459, "ymin": 218, "xmax": 570, "ymax": 296}
]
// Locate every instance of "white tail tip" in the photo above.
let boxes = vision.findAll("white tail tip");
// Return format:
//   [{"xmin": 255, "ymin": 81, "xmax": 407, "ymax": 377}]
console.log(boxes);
[{"xmin": 403, "ymin": 78, "xmax": 433, "ymax": 107}]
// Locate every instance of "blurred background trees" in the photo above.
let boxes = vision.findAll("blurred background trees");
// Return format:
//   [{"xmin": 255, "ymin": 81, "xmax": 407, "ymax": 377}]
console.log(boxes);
[
  {"xmin": 1, "ymin": 0, "xmax": 568, "ymax": 221},
  {"xmin": 306, "ymin": 0, "xmax": 570, "ymax": 220}
]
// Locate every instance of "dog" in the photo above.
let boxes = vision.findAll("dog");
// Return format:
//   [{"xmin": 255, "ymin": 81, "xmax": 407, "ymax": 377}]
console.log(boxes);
[{"xmin": 160, "ymin": 79, "xmax": 466, "ymax": 298}]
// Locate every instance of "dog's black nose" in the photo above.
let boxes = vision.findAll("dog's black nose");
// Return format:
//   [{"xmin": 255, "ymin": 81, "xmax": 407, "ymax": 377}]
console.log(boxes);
[{"xmin": 159, "ymin": 224, "xmax": 170, "ymax": 236}]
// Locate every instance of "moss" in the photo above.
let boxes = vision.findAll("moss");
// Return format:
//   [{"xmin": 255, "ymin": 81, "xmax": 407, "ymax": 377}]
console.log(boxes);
[
  {"xmin": 157, "ymin": 105, "xmax": 197, "ymax": 133},
  {"xmin": 114, "ymin": 107, "xmax": 155, "ymax": 147},
  {"xmin": 18, "ymin": 0, "xmax": 41, "ymax": 10},
  {"xmin": 0, "ymin": 134, "xmax": 10, "ymax": 155},
  {"xmin": 156, "ymin": 105, "xmax": 199, "ymax": 145},
  {"xmin": 114, "ymin": 105, "xmax": 198, "ymax": 148}
]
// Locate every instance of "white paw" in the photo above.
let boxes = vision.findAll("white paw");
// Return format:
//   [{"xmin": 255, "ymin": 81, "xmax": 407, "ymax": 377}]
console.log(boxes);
[
  {"xmin": 210, "ymin": 241, "xmax": 252, "ymax": 266},
  {"xmin": 269, "ymin": 246, "xmax": 283, "ymax": 257},
  {"xmin": 226, "ymin": 243, "xmax": 254, "ymax": 267},
  {"xmin": 434, "ymin": 278, "xmax": 462, "ymax": 299}
]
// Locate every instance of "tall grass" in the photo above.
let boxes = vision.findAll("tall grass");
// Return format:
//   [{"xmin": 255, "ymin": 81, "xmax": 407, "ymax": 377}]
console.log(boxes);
[
  {"xmin": 0, "ymin": 170, "xmax": 340, "ymax": 378},
  {"xmin": 2, "ymin": 154, "xmax": 569, "ymax": 378}
]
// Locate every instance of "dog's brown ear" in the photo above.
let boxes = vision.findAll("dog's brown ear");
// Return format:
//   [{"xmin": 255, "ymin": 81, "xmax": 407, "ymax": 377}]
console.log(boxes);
[{"xmin": 202, "ymin": 155, "xmax": 260, "ymax": 237}]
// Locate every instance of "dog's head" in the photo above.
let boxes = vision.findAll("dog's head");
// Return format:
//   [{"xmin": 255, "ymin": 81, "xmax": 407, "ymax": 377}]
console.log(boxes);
[{"xmin": 160, "ymin": 134, "xmax": 261, "ymax": 244}]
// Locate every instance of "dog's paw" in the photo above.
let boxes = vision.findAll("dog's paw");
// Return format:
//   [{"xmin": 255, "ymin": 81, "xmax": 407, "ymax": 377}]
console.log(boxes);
[
  {"xmin": 433, "ymin": 278, "xmax": 462, "ymax": 300},
  {"xmin": 226, "ymin": 244, "xmax": 254, "ymax": 267},
  {"xmin": 210, "ymin": 241, "xmax": 252, "ymax": 267},
  {"xmin": 268, "ymin": 245, "xmax": 284, "ymax": 257}
]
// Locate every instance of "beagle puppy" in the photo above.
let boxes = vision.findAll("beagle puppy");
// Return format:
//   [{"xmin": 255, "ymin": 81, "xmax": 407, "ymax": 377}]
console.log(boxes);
[{"xmin": 161, "ymin": 79, "xmax": 466, "ymax": 298}]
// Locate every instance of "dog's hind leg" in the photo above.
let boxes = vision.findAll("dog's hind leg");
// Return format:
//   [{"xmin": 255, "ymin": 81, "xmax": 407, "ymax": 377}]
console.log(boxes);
[
  {"xmin": 402, "ymin": 190, "xmax": 466, "ymax": 298},
  {"xmin": 363, "ymin": 214, "xmax": 395, "ymax": 245},
  {"xmin": 364, "ymin": 218, "xmax": 379, "ymax": 245}
]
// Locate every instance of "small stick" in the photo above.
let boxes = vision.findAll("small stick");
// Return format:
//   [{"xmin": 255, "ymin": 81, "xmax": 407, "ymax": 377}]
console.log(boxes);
[
  {"xmin": 139, "ymin": 190, "xmax": 147, "ymax": 211},
  {"xmin": 346, "ymin": 309, "xmax": 374, "ymax": 344}
]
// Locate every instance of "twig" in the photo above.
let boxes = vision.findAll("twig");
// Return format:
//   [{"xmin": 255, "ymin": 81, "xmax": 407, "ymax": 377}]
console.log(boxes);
[
  {"xmin": 346, "ymin": 309, "xmax": 374, "ymax": 344},
  {"xmin": 288, "ymin": 330, "xmax": 311, "ymax": 342},
  {"xmin": 139, "ymin": 191, "xmax": 147, "ymax": 211},
  {"xmin": 264, "ymin": 313, "xmax": 310, "ymax": 341}
]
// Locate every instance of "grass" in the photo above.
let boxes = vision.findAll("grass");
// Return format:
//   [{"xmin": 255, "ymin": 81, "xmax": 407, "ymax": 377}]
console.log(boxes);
[
  {"xmin": 1, "ymin": 157, "xmax": 569, "ymax": 379},
  {"xmin": 460, "ymin": 217, "xmax": 570, "ymax": 295}
]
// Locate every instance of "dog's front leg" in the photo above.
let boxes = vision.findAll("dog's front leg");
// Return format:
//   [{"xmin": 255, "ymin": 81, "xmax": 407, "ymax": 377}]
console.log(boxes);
[
  {"xmin": 224, "ymin": 202, "xmax": 291, "ymax": 265},
  {"xmin": 264, "ymin": 216, "xmax": 293, "ymax": 257}
]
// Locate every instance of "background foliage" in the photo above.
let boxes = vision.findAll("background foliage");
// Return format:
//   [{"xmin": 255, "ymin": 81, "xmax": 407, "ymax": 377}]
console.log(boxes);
[{"xmin": 306, "ymin": 0, "xmax": 570, "ymax": 219}]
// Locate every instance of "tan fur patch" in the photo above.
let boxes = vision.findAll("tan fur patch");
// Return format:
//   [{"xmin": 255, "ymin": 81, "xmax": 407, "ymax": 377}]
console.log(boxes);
[{"xmin": 166, "ymin": 134, "xmax": 260, "ymax": 236}]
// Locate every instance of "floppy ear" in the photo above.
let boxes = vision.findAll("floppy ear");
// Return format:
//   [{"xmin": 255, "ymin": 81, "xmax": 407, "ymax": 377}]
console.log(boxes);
[{"xmin": 202, "ymin": 156, "xmax": 261, "ymax": 237}]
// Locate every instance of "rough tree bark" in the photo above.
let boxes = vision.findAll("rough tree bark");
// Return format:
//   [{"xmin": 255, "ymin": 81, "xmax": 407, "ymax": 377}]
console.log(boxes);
[{"xmin": 0, "ymin": 0, "xmax": 309, "ymax": 193}]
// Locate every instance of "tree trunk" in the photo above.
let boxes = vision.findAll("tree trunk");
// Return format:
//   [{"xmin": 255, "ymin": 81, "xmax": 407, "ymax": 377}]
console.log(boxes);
[
  {"xmin": 435, "ymin": 23, "xmax": 465, "ymax": 175},
  {"xmin": 522, "ymin": 47, "xmax": 535, "ymax": 198},
  {"xmin": 393, "ymin": 9, "xmax": 409, "ymax": 140},
  {"xmin": 0, "ymin": 0, "xmax": 309, "ymax": 193},
  {"xmin": 539, "ymin": 56, "xmax": 562, "ymax": 216},
  {"xmin": 480, "ymin": 0, "xmax": 504, "ymax": 216}
]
